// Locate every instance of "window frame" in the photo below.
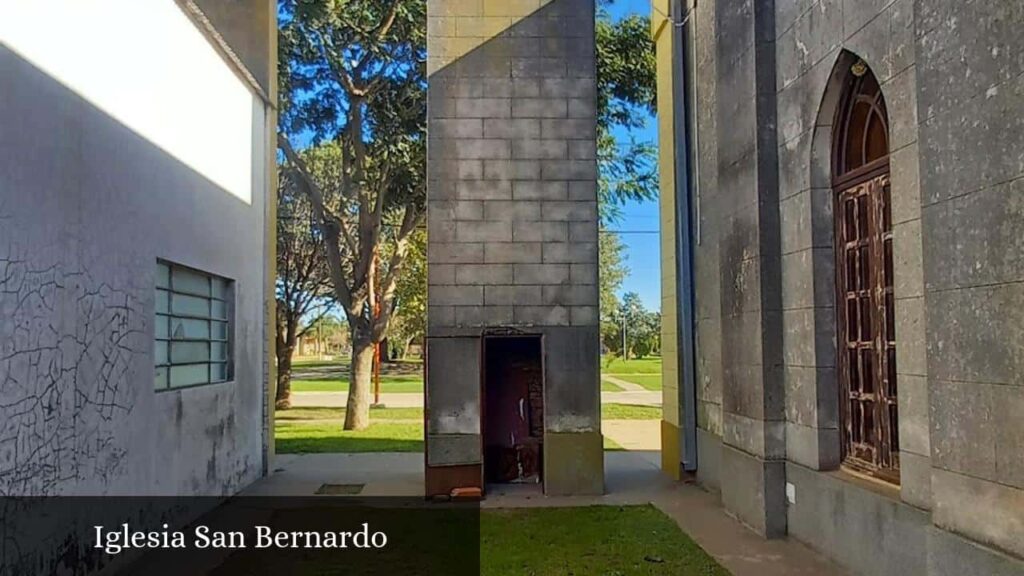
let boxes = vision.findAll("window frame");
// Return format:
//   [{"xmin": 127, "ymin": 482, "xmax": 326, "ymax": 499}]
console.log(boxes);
[
  {"xmin": 154, "ymin": 260, "xmax": 234, "ymax": 391},
  {"xmin": 832, "ymin": 65, "xmax": 900, "ymax": 484}
]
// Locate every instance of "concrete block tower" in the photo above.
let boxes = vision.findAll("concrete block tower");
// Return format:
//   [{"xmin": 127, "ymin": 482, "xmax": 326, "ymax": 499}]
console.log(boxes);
[{"xmin": 425, "ymin": 0, "xmax": 603, "ymax": 497}]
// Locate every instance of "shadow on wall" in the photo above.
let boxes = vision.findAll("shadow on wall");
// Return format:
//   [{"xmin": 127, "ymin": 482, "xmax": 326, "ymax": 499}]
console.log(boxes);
[{"xmin": 0, "ymin": 43, "xmax": 266, "ymax": 574}]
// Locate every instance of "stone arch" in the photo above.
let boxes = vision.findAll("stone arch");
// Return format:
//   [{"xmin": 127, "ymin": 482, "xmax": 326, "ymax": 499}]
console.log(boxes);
[{"xmin": 806, "ymin": 49, "xmax": 927, "ymax": 489}]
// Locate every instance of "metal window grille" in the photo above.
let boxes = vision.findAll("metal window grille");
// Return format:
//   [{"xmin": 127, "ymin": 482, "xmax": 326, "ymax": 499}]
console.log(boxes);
[{"xmin": 154, "ymin": 261, "xmax": 233, "ymax": 390}]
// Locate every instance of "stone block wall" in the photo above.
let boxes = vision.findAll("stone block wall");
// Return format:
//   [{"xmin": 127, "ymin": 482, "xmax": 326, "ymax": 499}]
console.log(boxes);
[
  {"xmin": 426, "ymin": 0, "xmax": 603, "ymax": 497},
  {"xmin": 657, "ymin": 0, "xmax": 1024, "ymax": 573}
]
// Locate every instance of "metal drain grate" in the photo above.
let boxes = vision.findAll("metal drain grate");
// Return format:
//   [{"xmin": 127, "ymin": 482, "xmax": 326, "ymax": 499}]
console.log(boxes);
[{"xmin": 315, "ymin": 483, "xmax": 365, "ymax": 495}]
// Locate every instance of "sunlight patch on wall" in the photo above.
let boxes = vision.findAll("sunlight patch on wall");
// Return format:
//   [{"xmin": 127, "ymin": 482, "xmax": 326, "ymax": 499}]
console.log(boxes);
[
  {"xmin": 0, "ymin": 0, "xmax": 254, "ymax": 203},
  {"xmin": 427, "ymin": 0, "xmax": 556, "ymax": 76}
]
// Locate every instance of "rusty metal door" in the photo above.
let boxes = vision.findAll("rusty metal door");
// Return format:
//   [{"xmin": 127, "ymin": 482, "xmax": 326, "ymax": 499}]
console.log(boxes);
[{"xmin": 483, "ymin": 335, "xmax": 543, "ymax": 484}]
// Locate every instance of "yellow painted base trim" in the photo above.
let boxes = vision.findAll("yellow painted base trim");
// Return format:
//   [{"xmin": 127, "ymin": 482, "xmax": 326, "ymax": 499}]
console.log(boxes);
[{"xmin": 661, "ymin": 419, "xmax": 681, "ymax": 480}]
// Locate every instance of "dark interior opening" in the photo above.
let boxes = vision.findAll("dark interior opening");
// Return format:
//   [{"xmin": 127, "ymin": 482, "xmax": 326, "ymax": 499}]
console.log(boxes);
[{"xmin": 483, "ymin": 335, "xmax": 544, "ymax": 486}]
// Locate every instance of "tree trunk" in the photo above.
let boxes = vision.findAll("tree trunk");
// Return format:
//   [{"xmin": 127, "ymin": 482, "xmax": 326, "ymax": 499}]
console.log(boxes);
[
  {"xmin": 344, "ymin": 336, "xmax": 375, "ymax": 430},
  {"xmin": 380, "ymin": 337, "xmax": 391, "ymax": 363},
  {"xmin": 275, "ymin": 346, "xmax": 294, "ymax": 410}
]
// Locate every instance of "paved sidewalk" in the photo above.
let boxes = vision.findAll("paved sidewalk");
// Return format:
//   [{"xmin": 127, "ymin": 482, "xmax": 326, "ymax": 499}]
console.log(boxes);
[
  {"xmin": 601, "ymin": 374, "xmax": 647, "ymax": 392},
  {"xmin": 603, "ymin": 419, "xmax": 660, "ymax": 451},
  {"xmin": 290, "ymin": 390, "xmax": 662, "ymax": 408}
]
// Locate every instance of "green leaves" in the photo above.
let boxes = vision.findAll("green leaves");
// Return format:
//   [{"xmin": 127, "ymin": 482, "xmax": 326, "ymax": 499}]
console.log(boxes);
[{"xmin": 595, "ymin": 6, "xmax": 659, "ymax": 225}]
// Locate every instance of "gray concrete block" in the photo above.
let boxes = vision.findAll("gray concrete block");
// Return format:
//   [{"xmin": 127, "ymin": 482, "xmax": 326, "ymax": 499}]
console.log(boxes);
[
  {"xmin": 540, "ymin": 200, "xmax": 597, "ymax": 221},
  {"xmin": 541, "ymin": 77, "xmax": 592, "ymax": 98},
  {"xmin": 428, "ymin": 305, "xmax": 455, "ymax": 328},
  {"xmin": 569, "ymin": 263, "xmax": 597, "ymax": 285},
  {"xmin": 483, "ymin": 159, "xmax": 541, "ymax": 180},
  {"xmin": 932, "ymin": 466, "xmax": 1024, "ymax": 559},
  {"xmin": 512, "ymin": 221, "xmax": 568, "ymax": 242},
  {"xmin": 930, "ymin": 379, "xmax": 996, "ymax": 480},
  {"xmin": 512, "ymin": 98, "xmax": 568, "ymax": 118},
  {"xmin": 484, "ymin": 285, "xmax": 543, "ymax": 306},
  {"xmin": 724, "ymin": 412, "xmax": 786, "ymax": 460},
  {"xmin": 696, "ymin": 428, "xmax": 723, "ymax": 492},
  {"xmin": 457, "ymin": 179, "xmax": 512, "ymax": 200},
  {"xmin": 889, "ymin": 142, "xmax": 921, "ymax": 226},
  {"xmin": 542, "ymin": 241, "xmax": 595, "ymax": 263},
  {"xmin": 483, "ymin": 200, "xmax": 541, "ymax": 221},
  {"xmin": 568, "ymin": 180, "xmax": 597, "ymax": 200},
  {"xmin": 426, "ymin": 434, "xmax": 481, "ymax": 466},
  {"xmin": 541, "ymin": 160, "xmax": 597, "ymax": 181},
  {"xmin": 892, "ymin": 219, "xmax": 925, "ymax": 299},
  {"xmin": 568, "ymin": 221, "xmax": 598, "ymax": 242},
  {"xmin": 894, "ymin": 295, "xmax": 927, "ymax": 377},
  {"xmin": 569, "ymin": 306, "xmax": 598, "ymax": 326},
  {"xmin": 455, "ymin": 305, "xmax": 514, "ymax": 327},
  {"xmin": 429, "ymin": 285, "xmax": 484, "ymax": 306},
  {"xmin": 454, "ymin": 264, "xmax": 514, "ymax": 285},
  {"xmin": 927, "ymin": 525, "xmax": 1024, "ymax": 576},
  {"xmin": 514, "ymin": 305, "xmax": 570, "ymax": 326},
  {"xmin": 541, "ymin": 118, "xmax": 596, "ymax": 139},
  {"xmin": 456, "ymin": 220, "xmax": 512, "ymax": 242},
  {"xmin": 454, "ymin": 138, "xmax": 511, "ymax": 160},
  {"xmin": 426, "ymin": 336, "xmax": 481, "ymax": 434},
  {"xmin": 483, "ymin": 118, "xmax": 541, "ymax": 139},
  {"xmin": 432, "ymin": 118, "xmax": 483, "ymax": 139},
  {"xmin": 921, "ymin": 178, "xmax": 1024, "ymax": 291},
  {"xmin": 993, "ymin": 384, "xmax": 1024, "ymax": 489},
  {"xmin": 513, "ymin": 263, "xmax": 570, "ymax": 285},
  {"xmin": 897, "ymin": 374, "xmax": 930, "ymax": 457},
  {"xmin": 428, "ymin": 242, "xmax": 483, "ymax": 264},
  {"xmin": 456, "ymin": 98, "xmax": 511, "ymax": 118},
  {"xmin": 544, "ymin": 326, "xmax": 601, "ymax": 429},
  {"xmin": 542, "ymin": 284, "xmax": 598, "ymax": 306},
  {"xmin": 925, "ymin": 284, "xmax": 1024, "ymax": 385},
  {"xmin": 786, "ymin": 461, "xmax": 930, "ymax": 576},
  {"xmin": 899, "ymin": 450, "xmax": 932, "ymax": 510},
  {"xmin": 428, "ymin": 264, "xmax": 456, "ymax": 286},
  {"xmin": 512, "ymin": 139, "xmax": 568, "ymax": 159},
  {"xmin": 483, "ymin": 242, "xmax": 543, "ymax": 264},
  {"xmin": 512, "ymin": 180, "xmax": 568, "ymax": 200},
  {"xmin": 918, "ymin": 73, "xmax": 1024, "ymax": 206},
  {"xmin": 720, "ymin": 446, "xmax": 787, "ymax": 538}
]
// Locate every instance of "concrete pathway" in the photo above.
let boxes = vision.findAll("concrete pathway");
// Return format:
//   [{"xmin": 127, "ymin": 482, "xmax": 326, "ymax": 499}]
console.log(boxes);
[
  {"xmin": 290, "ymin": 389, "xmax": 662, "ymax": 408},
  {"xmin": 246, "ymin": 451, "xmax": 846, "ymax": 576},
  {"xmin": 601, "ymin": 374, "xmax": 647, "ymax": 392},
  {"xmin": 603, "ymin": 419, "xmax": 660, "ymax": 451}
]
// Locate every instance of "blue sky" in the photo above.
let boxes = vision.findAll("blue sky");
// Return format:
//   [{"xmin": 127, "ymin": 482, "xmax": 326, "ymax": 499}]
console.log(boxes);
[{"xmin": 605, "ymin": 0, "xmax": 661, "ymax": 310}]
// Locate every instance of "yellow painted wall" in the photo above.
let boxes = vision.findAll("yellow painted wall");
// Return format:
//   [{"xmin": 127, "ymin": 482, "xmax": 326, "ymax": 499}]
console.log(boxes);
[{"xmin": 652, "ymin": 1, "xmax": 681, "ymax": 478}]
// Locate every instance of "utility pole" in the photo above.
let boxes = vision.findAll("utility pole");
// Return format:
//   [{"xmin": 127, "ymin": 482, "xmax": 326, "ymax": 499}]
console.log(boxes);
[{"xmin": 622, "ymin": 310, "xmax": 628, "ymax": 360}]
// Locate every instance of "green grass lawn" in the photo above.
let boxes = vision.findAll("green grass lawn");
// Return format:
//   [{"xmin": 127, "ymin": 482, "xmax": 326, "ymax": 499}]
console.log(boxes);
[
  {"xmin": 275, "ymin": 406, "xmax": 423, "ymax": 421},
  {"xmin": 213, "ymin": 505, "xmax": 724, "ymax": 575},
  {"xmin": 274, "ymin": 403, "xmax": 656, "ymax": 454},
  {"xmin": 602, "ymin": 356, "xmax": 663, "ymax": 374},
  {"xmin": 481, "ymin": 506, "xmax": 728, "ymax": 576},
  {"xmin": 276, "ymin": 420, "xmax": 423, "ymax": 453},
  {"xmin": 602, "ymin": 403, "xmax": 661, "ymax": 420}
]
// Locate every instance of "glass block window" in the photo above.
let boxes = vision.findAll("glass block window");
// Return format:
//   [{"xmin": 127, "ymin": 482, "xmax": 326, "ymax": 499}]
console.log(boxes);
[{"xmin": 155, "ymin": 261, "xmax": 233, "ymax": 390}]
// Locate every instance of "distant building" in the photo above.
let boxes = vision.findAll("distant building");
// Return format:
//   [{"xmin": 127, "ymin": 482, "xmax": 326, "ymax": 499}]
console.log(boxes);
[
  {"xmin": 0, "ymin": 1, "xmax": 275, "ymax": 498},
  {"xmin": 654, "ymin": 0, "xmax": 1024, "ymax": 574}
]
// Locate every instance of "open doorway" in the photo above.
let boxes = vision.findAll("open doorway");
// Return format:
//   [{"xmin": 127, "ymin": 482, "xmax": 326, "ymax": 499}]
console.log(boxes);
[{"xmin": 483, "ymin": 335, "xmax": 544, "ymax": 489}]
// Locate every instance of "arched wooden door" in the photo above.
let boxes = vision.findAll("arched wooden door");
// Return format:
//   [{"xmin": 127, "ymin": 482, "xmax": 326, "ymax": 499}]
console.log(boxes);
[{"xmin": 833, "ymin": 63, "xmax": 900, "ymax": 483}]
